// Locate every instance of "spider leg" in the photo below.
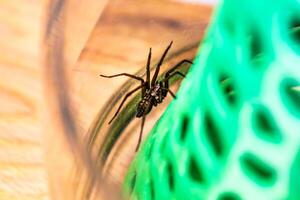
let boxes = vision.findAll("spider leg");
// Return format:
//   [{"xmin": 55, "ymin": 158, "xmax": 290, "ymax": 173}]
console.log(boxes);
[
  {"xmin": 161, "ymin": 88, "xmax": 177, "ymax": 99},
  {"xmin": 165, "ymin": 59, "xmax": 193, "ymax": 76},
  {"xmin": 108, "ymin": 84, "xmax": 145, "ymax": 124},
  {"xmin": 163, "ymin": 59, "xmax": 192, "ymax": 89},
  {"xmin": 163, "ymin": 71, "xmax": 185, "ymax": 82},
  {"xmin": 100, "ymin": 73, "xmax": 144, "ymax": 85},
  {"xmin": 135, "ymin": 115, "xmax": 146, "ymax": 152},
  {"xmin": 151, "ymin": 41, "xmax": 173, "ymax": 86},
  {"xmin": 161, "ymin": 71, "xmax": 185, "ymax": 97},
  {"xmin": 146, "ymin": 48, "xmax": 152, "ymax": 87},
  {"xmin": 141, "ymin": 81, "xmax": 146, "ymax": 97}
]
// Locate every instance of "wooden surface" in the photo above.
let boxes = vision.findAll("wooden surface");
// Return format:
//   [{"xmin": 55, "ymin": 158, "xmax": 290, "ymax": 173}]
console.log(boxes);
[
  {"xmin": 0, "ymin": 0, "xmax": 212, "ymax": 199},
  {"xmin": 0, "ymin": 1, "xmax": 47, "ymax": 199},
  {"xmin": 72, "ymin": 0, "xmax": 212, "ymax": 198},
  {"xmin": 74, "ymin": 0, "xmax": 212, "ymax": 133},
  {"xmin": 0, "ymin": 0, "xmax": 108, "ymax": 199}
]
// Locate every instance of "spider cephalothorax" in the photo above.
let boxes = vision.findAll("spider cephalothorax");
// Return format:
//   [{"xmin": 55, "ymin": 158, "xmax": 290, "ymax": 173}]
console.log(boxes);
[
  {"xmin": 136, "ymin": 82, "xmax": 166, "ymax": 118},
  {"xmin": 100, "ymin": 41, "xmax": 192, "ymax": 151}
]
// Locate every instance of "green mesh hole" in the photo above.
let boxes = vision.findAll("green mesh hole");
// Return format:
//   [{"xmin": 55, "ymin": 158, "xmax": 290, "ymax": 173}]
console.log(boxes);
[
  {"xmin": 129, "ymin": 171, "xmax": 137, "ymax": 195},
  {"xmin": 167, "ymin": 162, "xmax": 175, "ymax": 191},
  {"xmin": 285, "ymin": 8, "xmax": 300, "ymax": 55},
  {"xmin": 248, "ymin": 28, "xmax": 272, "ymax": 67},
  {"xmin": 159, "ymin": 133, "xmax": 169, "ymax": 153},
  {"xmin": 219, "ymin": 74, "xmax": 237, "ymax": 106},
  {"xmin": 252, "ymin": 104, "xmax": 282, "ymax": 143},
  {"xmin": 150, "ymin": 179, "xmax": 155, "ymax": 200},
  {"xmin": 204, "ymin": 112, "xmax": 224, "ymax": 157},
  {"xmin": 217, "ymin": 192, "xmax": 242, "ymax": 200},
  {"xmin": 180, "ymin": 115, "xmax": 189, "ymax": 142},
  {"xmin": 240, "ymin": 152, "xmax": 277, "ymax": 186},
  {"xmin": 288, "ymin": 148, "xmax": 300, "ymax": 200},
  {"xmin": 189, "ymin": 156, "xmax": 204, "ymax": 183},
  {"xmin": 280, "ymin": 78, "xmax": 300, "ymax": 118},
  {"xmin": 249, "ymin": 29, "xmax": 263, "ymax": 60},
  {"xmin": 290, "ymin": 14, "xmax": 300, "ymax": 45}
]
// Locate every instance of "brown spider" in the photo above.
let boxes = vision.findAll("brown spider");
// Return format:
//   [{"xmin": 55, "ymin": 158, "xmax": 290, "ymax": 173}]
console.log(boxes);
[{"xmin": 100, "ymin": 41, "xmax": 192, "ymax": 151}]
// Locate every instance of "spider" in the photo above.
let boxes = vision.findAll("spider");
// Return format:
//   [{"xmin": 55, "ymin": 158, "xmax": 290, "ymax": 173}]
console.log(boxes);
[{"xmin": 100, "ymin": 41, "xmax": 192, "ymax": 151}]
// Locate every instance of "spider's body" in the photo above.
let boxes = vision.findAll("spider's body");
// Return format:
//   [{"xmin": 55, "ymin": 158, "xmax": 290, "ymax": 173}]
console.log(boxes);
[
  {"xmin": 136, "ymin": 82, "xmax": 166, "ymax": 118},
  {"xmin": 100, "ymin": 41, "xmax": 192, "ymax": 151}
]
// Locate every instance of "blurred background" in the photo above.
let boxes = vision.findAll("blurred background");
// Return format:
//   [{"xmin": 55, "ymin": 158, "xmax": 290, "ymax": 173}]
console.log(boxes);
[{"xmin": 0, "ymin": 0, "xmax": 217, "ymax": 199}]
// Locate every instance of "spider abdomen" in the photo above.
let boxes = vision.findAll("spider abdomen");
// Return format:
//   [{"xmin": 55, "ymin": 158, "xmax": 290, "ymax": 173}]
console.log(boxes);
[
  {"xmin": 136, "ymin": 95, "xmax": 153, "ymax": 118},
  {"xmin": 136, "ymin": 84, "xmax": 167, "ymax": 118}
]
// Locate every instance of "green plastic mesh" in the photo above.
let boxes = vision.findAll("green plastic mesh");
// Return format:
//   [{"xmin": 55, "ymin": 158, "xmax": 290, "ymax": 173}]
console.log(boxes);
[{"xmin": 123, "ymin": 0, "xmax": 300, "ymax": 199}]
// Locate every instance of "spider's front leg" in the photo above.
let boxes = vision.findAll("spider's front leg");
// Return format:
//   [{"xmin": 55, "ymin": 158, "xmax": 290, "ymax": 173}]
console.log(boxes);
[
  {"xmin": 161, "ymin": 59, "xmax": 192, "ymax": 98},
  {"xmin": 151, "ymin": 41, "xmax": 173, "ymax": 86},
  {"xmin": 100, "ymin": 73, "xmax": 145, "ymax": 86},
  {"xmin": 163, "ymin": 59, "xmax": 192, "ymax": 89}
]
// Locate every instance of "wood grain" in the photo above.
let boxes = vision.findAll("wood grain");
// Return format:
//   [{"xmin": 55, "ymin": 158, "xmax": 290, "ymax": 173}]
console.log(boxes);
[
  {"xmin": 0, "ymin": 0, "xmax": 108, "ymax": 199},
  {"xmin": 0, "ymin": 1, "xmax": 47, "ymax": 199},
  {"xmin": 0, "ymin": 0, "xmax": 212, "ymax": 199},
  {"xmin": 73, "ymin": 0, "xmax": 212, "ymax": 134},
  {"xmin": 71, "ymin": 0, "xmax": 212, "ymax": 199}
]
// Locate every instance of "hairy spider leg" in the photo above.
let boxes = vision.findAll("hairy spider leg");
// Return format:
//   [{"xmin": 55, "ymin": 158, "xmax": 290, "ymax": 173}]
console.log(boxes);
[
  {"xmin": 163, "ymin": 59, "xmax": 193, "ymax": 90},
  {"xmin": 108, "ymin": 84, "xmax": 146, "ymax": 124},
  {"xmin": 164, "ymin": 71, "xmax": 186, "ymax": 81},
  {"xmin": 100, "ymin": 72, "xmax": 147, "ymax": 123},
  {"xmin": 135, "ymin": 116, "xmax": 146, "ymax": 152},
  {"xmin": 161, "ymin": 87, "xmax": 177, "ymax": 99},
  {"xmin": 100, "ymin": 73, "xmax": 144, "ymax": 86},
  {"xmin": 151, "ymin": 41, "xmax": 173, "ymax": 86},
  {"xmin": 146, "ymin": 48, "xmax": 152, "ymax": 87},
  {"xmin": 165, "ymin": 59, "xmax": 193, "ymax": 75},
  {"xmin": 135, "ymin": 48, "xmax": 154, "ymax": 150}
]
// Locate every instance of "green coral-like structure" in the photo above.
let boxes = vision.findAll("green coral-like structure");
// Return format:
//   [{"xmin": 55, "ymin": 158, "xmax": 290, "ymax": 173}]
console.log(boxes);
[{"xmin": 123, "ymin": 0, "xmax": 300, "ymax": 199}]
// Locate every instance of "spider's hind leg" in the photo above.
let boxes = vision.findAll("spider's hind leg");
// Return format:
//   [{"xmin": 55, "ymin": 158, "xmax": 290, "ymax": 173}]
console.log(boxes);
[
  {"xmin": 108, "ymin": 83, "xmax": 145, "ymax": 124},
  {"xmin": 135, "ymin": 116, "xmax": 146, "ymax": 152}
]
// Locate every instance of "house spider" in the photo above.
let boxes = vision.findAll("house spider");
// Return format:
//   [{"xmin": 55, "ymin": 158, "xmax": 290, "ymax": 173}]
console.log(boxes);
[{"xmin": 100, "ymin": 41, "xmax": 192, "ymax": 151}]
